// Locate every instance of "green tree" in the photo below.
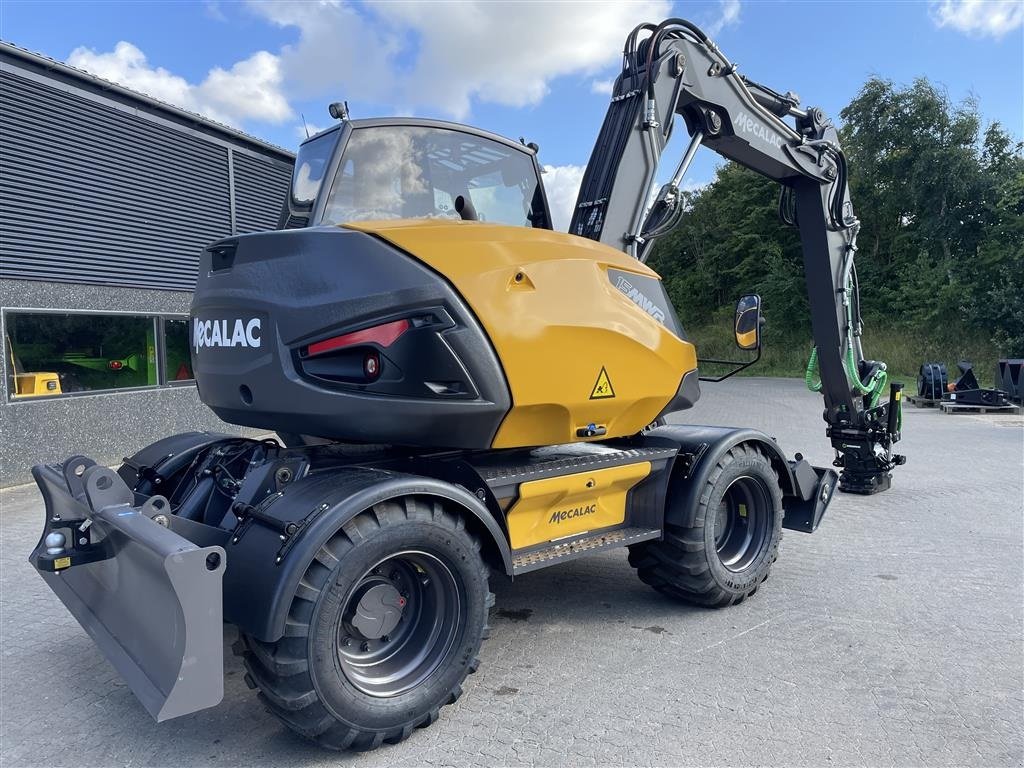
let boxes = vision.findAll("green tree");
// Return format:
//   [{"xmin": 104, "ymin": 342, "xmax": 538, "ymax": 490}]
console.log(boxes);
[
  {"xmin": 649, "ymin": 75, "xmax": 1023, "ymax": 366},
  {"xmin": 648, "ymin": 163, "xmax": 803, "ymax": 339},
  {"xmin": 839, "ymin": 77, "xmax": 992, "ymax": 332}
]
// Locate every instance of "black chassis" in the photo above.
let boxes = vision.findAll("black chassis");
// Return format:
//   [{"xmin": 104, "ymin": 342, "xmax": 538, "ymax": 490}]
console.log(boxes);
[{"xmin": 31, "ymin": 426, "xmax": 835, "ymax": 646}]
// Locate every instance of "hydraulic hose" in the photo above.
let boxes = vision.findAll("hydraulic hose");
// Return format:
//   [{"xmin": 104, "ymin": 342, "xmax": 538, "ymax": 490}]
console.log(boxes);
[
  {"xmin": 805, "ymin": 346, "xmax": 822, "ymax": 392},
  {"xmin": 643, "ymin": 18, "xmax": 712, "ymax": 99},
  {"xmin": 806, "ymin": 253, "xmax": 887, "ymax": 406},
  {"xmin": 804, "ymin": 344, "xmax": 887, "ymax": 405}
]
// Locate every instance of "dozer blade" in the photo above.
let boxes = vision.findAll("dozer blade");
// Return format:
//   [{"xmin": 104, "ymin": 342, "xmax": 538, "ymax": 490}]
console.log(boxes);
[{"xmin": 28, "ymin": 457, "xmax": 226, "ymax": 722}]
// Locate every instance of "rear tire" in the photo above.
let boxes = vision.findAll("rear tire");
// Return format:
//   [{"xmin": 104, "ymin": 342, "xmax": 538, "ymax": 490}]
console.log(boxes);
[
  {"xmin": 240, "ymin": 496, "xmax": 491, "ymax": 751},
  {"xmin": 628, "ymin": 444, "xmax": 783, "ymax": 607}
]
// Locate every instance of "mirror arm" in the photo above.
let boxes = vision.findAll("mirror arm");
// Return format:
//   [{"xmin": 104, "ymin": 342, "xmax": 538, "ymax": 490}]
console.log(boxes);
[{"xmin": 697, "ymin": 346, "xmax": 762, "ymax": 383}]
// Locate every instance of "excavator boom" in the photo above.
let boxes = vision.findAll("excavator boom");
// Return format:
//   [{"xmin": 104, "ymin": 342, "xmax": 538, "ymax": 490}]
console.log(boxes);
[{"xmin": 572, "ymin": 19, "xmax": 904, "ymax": 494}]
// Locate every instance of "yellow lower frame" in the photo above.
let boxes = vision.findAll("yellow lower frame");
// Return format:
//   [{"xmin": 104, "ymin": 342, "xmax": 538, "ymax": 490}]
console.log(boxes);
[{"xmin": 505, "ymin": 461, "xmax": 652, "ymax": 549}]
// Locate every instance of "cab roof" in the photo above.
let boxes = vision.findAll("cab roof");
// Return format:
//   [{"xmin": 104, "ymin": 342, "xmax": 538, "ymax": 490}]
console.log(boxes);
[{"xmin": 301, "ymin": 117, "xmax": 537, "ymax": 157}]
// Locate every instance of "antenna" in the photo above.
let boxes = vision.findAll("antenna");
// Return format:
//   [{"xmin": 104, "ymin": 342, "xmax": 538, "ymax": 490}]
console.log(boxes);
[{"xmin": 301, "ymin": 112, "xmax": 310, "ymax": 139}]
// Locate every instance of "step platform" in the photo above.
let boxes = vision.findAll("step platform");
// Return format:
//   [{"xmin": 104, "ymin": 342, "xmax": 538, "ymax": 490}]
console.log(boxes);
[
  {"xmin": 473, "ymin": 443, "xmax": 679, "ymax": 493},
  {"xmin": 511, "ymin": 526, "xmax": 662, "ymax": 575}
]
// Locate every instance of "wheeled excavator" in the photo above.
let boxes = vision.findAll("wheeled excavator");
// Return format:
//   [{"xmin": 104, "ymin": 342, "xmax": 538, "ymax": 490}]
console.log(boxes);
[{"xmin": 29, "ymin": 18, "xmax": 904, "ymax": 751}]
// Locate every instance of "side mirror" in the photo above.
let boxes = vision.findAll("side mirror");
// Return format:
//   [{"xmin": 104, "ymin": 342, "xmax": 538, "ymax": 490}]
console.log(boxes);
[
  {"xmin": 698, "ymin": 294, "xmax": 763, "ymax": 382},
  {"xmin": 734, "ymin": 294, "xmax": 762, "ymax": 351}
]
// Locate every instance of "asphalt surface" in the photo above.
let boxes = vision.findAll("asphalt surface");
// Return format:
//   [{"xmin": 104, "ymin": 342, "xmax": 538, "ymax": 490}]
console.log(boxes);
[{"xmin": 1, "ymin": 378, "xmax": 1021, "ymax": 767}]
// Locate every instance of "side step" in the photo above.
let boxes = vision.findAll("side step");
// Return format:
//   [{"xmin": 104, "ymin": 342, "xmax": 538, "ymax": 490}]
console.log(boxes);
[
  {"xmin": 512, "ymin": 526, "xmax": 661, "ymax": 575},
  {"xmin": 474, "ymin": 444, "xmax": 679, "ymax": 497}
]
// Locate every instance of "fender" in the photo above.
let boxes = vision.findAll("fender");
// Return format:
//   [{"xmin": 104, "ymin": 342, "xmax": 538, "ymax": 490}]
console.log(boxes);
[
  {"xmin": 222, "ymin": 466, "xmax": 512, "ymax": 642},
  {"xmin": 644, "ymin": 424, "xmax": 835, "ymax": 533},
  {"xmin": 117, "ymin": 431, "xmax": 236, "ymax": 492}
]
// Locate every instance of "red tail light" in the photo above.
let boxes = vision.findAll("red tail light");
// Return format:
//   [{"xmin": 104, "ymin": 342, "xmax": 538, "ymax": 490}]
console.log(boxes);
[
  {"xmin": 306, "ymin": 319, "xmax": 410, "ymax": 358},
  {"xmin": 108, "ymin": 360, "xmax": 124, "ymax": 370}
]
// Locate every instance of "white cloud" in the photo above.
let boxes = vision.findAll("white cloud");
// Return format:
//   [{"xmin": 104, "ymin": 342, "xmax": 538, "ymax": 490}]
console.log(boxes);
[
  {"xmin": 252, "ymin": 0, "xmax": 671, "ymax": 120},
  {"xmin": 930, "ymin": 0, "xmax": 1023, "ymax": 38},
  {"xmin": 201, "ymin": 52, "xmax": 292, "ymax": 123},
  {"xmin": 681, "ymin": 177, "xmax": 709, "ymax": 195},
  {"xmin": 204, "ymin": 1, "xmax": 227, "ymax": 22},
  {"xmin": 295, "ymin": 120, "xmax": 325, "ymax": 140},
  {"xmin": 590, "ymin": 78, "xmax": 614, "ymax": 96},
  {"xmin": 67, "ymin": 41, "xmax": 292, "ymax": 127},
  {"xmin": 706, "ymin": 0, "xmax": 742, "ymax": 36},
  {"xmin": 542, "ymin": 164, "xmax": 586, "ymax": 232},
  {"xmin": 254, "ymin": 1, "xmax": 401, "ymax": 108}
]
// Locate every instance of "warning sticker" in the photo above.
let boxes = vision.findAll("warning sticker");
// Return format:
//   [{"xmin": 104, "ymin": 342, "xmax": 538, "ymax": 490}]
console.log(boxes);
[{"xmin": 590, "ymin": 367, "xmax": 615, "ymax": 399}]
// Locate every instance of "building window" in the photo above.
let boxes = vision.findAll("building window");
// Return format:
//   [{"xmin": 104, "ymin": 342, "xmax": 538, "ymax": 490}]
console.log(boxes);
[
  {"xmin": 164, "ymin": 318, "xmax": 194, "ymax": 382},
  {"xmin": 5, "ymin": 311, "xmax": 193, "ymax": 400}
]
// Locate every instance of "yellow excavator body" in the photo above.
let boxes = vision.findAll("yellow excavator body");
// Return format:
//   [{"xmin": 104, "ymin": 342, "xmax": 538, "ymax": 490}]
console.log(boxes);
[{"xmin": 346, "ymin": 219, "xmax": 698, "ymax": 448}]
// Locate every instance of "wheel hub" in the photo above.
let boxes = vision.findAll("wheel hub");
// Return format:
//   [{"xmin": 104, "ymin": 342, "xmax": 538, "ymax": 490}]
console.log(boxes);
[
  {"xmin": 714, "ymin": 475, "xmax": 771, "ymax": 573},
  {"xmin": 349, "ymin": 582, "xmax": 406, "ymax": 639},
  {"xmin": 335, "ymin": 551, "xmax": 463, "ymax": 698}
]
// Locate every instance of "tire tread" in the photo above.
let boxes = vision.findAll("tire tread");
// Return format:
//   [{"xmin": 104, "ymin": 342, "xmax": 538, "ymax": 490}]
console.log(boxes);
[
  {"xmin": 239, "ymin": 496, "xmax": 491, "ymax": 751},
  {"xmin": 628, "ymin": 444, "xmax": 783, "ymax": 608}
]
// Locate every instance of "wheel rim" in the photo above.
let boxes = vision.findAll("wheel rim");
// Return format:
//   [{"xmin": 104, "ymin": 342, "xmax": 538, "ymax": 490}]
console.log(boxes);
[
  {"xmin": 714, "ymin": 476, "xmax": 772, "ymax": 572},
  {"xmin": 335, "ymin": 550, "xmax": 463, "ymax": 698}
]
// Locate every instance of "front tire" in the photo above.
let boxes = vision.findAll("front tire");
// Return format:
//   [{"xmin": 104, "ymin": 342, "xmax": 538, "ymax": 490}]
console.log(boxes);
[
  {"xmin": 240, "ymin": 497, "xmax": 491, "ymax": 751},
  {"xmin": 628, "ymin": 444, "xmax": 783, "ymax": 607}
]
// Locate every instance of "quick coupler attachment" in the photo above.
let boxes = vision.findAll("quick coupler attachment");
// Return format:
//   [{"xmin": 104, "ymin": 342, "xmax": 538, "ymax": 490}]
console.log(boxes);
[
  {"xmin": 829, "ymin": 382, "xmax": 906, "ymax": 495},
  {"xmin": 28, "ymin": 456, "xmax": 227, "ymax": 722}
]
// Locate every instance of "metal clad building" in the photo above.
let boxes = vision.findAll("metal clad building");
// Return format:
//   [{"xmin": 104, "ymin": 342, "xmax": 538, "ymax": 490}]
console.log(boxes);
[{"xmin": 0, "ymin": 42, "xmax": 295, "ymax": 486}]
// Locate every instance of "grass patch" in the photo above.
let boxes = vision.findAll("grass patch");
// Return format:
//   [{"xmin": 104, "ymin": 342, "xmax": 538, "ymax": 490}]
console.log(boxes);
[{"xmin": 687, "ymin": 316, "xmax": 1002, "ymax": 389}]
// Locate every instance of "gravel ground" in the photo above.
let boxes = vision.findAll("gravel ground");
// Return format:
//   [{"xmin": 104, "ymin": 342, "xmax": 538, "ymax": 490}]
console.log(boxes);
[{"xmin": 1, "ymin": 377, "xmax": 1021, "ymax": 767}]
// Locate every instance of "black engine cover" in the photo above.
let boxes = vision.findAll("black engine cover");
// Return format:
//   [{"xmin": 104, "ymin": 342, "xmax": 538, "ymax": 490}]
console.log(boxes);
[{"xmin": 190, "ymin": 226, "xmax": 511, "ymax": 448}]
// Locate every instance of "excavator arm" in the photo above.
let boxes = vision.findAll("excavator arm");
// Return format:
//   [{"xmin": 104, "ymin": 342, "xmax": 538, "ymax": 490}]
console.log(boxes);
[{"xmin": 572, "ymin": 18, "xmax": 905, "ymax": 494}]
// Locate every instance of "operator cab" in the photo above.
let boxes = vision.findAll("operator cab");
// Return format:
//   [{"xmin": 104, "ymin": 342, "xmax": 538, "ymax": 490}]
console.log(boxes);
[{"xmin": 281, "ymin": 118, "xmax": 553, "ymax": 232}]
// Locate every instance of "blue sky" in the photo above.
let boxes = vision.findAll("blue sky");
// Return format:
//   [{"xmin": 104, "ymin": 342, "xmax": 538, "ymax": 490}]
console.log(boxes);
[{"xmin": 2, "ymin": 0, "xmax": 1021, "ymax": 228}]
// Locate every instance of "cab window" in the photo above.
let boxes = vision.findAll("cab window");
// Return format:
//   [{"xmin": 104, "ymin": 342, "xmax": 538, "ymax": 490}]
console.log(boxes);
[
  {"xmin": 290, "ymin": 129, "xmax": 337, "ymax": 210},
  {"xmin": 321, "ymin": 125, "xmax": 548, "ymax": 228}
]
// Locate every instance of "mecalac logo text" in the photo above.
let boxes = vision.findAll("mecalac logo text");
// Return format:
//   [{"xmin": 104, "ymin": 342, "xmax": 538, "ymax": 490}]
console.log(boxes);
[
  {"xmin": 615, "ymin": 276, "xmax": 666, "ymax": 324},
  {"xmin": 733, "ymin": 111, "xmax": 783, "ymax": 149},
  {"xmin": 193, "ymin": 317, "xmax": 261, "ymax": 353},
  {"xmin": 549, "ymin": 504, "xmax": 597, "ymax": 525}
]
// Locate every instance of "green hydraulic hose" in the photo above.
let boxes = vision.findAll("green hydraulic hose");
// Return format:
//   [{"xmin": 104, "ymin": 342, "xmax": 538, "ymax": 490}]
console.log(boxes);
[
  {"xmin": 806, "ymin": 342, "xmax": 887, "ymax": 407},
  {"xmin": 804, "ymin": 228, "xmax": 901, "ymax": 430},
  {"xmin": 805, "ymin": 346, "xmax": 822, "ymax": 392},
  {"xmin": 806, "ymin": 266, "xmax": 888, "ymax": 407}
]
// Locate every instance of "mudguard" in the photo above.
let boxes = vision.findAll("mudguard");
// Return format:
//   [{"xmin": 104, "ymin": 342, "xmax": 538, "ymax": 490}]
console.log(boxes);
[
  {"xmin": 223, "ymin": 466, "xmax": 513, "ymax": 643},
  {"xmin": 117, "ymin": 431, "xmax": 236, "ymax": 493},
  {"xmin": 28, "ymin": 458, "xmax": 226, "ymax": 722},
  {"xmin": 645, "ymin": 424, "xmax": 837, "ymax": 533}
]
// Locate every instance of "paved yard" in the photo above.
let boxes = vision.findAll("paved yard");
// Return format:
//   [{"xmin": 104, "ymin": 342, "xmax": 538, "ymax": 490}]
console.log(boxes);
[{"xmin": 1, "ymin": 378, "xmax": 1021, "ymax": 767}]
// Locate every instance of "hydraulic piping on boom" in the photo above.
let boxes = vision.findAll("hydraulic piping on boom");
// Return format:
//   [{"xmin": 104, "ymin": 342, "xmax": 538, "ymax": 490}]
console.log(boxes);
[{"xmin": 571, "ymin": 18, "xmax": 905, "ymax": 493}]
